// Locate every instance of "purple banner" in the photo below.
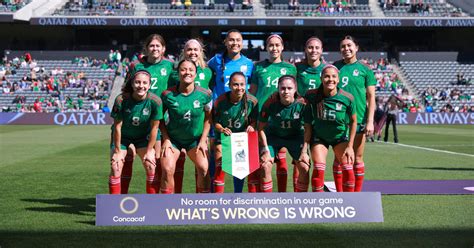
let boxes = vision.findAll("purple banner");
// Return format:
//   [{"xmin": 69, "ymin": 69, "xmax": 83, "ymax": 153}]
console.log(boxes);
[
  {"xmin": 397, "ymin": 112, "xmax": 474, "ymax": 125},
  {"xmin": 96, "ymin": 193, "xmax": 383, "ymax": 226},
  {"xmin": 0, "ymin": 112, "xmax": 113, "ymax": 125}
]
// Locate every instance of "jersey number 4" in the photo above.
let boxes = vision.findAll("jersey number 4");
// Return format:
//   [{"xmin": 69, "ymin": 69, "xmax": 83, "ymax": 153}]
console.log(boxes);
[{"xmin": 183, "ymin": 110, "xmax": 191, "ymax": 121}]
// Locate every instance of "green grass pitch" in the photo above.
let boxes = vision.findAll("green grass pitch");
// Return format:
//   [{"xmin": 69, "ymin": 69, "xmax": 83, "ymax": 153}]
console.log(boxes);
[{"xmin": 0, "ymin": 125, "xmax": 473, "ymax": 247}]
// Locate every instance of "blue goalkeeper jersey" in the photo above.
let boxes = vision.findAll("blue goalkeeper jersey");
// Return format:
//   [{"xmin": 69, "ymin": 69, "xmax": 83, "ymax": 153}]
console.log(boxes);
[{"xmin": 208, "ymin": 53, "xmax": 253, "ymax": 100}]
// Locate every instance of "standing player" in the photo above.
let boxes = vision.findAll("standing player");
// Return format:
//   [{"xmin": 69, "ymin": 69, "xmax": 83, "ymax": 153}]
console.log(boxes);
[
  {"xmin": 296, "ymin": 37, "xmax": 327, "ymax": 96},
  {"xmin": 169, "ymin": 39, "xmax": 213, "ymax": 193},
  {"xmin": 109, "ymin": 70, "xmax": 163, "ymax": 194},
  {"xmin": 333, "ymin": 35, "xmax": 376, "ymax": 192},
  {"xmin": 213, "ymin": 72, "xmax": 258, "ymax": 193},
  {"xmin": 208, "ymin": 29, "xmax": 254, "ymax": 193},
  {"xmin": 249, "ymin": 34, "xmax": 296, "ymax": 193},
  {"xmin": 160, "ymin": 59, "xmax": 212, "ymax": 194},
  {"xmin": 258, "ymin": 75, "xmax": 306, "ymax": 193},
  {"xmin": 299, "ymin": 65, "xmax": 357, "ymax": 192},
  {"xmin": 120, "ymin": 34, "xmax": 174, "ymax": 194}
]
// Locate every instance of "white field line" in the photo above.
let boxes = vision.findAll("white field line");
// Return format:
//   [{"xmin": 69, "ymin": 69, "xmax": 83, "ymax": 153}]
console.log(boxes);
[{"xmin": 377, "ymin": 141, "xmax": 474, "ymax": 158}]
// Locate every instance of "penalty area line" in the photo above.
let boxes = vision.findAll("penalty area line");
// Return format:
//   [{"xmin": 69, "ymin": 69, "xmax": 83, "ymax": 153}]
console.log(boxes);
[{"xmin": 379, "ymin": 141, "xmax": 474, "ymax": 158}]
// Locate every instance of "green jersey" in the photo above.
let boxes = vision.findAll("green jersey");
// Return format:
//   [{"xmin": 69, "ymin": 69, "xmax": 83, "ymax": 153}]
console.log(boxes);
[
  {"xmin": 213, "ymin": 92, "xmax": 258, "ymax": 134},
  {"xmin": 250, "ymin": 60, "xmax": 297, "ymax": 110},
  {"xmin": 295, "ymin": 60, "xmax": 326, "ymax": 96},
  {"xmin": 161, "ymin": 85, "xmax": 212, "ymax": 144},
  {"xmin": 127, "ymin": 57, "xmax": 174, "ymax": 96},
  {"xmin": 304, "ymin": 89, "xmax": 355, "ymax": 142},
  {"xmin": 333, "ymin": 60, "xmax": 376, "ymax": 124},
  {"xmin": 111, "ymin": 93, "xmax": 163, "ymax": 139},
  {"xmin": 169, "ymin": 65, "xmax": 213, "ymax": 90},
  {"xmin": 259, "ymin": 92, "xmax": 306, "ymax": 138}
]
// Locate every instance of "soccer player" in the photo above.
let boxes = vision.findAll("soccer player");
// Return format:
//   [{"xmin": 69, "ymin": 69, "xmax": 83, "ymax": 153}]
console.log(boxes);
[
  {"xmin": 299, "ymin": 65, "xmax": 357, "ymax": 192},
  {"xmin": 296, "ymin": 37, "xmax": 327, "ymax": 96},
  {"xmin": 249, "ymin": 34, "xmax": 296, "ymax": 192},
  {"xmin": 333, "ymin": 35, "xmax": 376, "ymax": 192},
  {"xmin": 213, "ymin": 72, "xmax": 258, "ymax": 193},
  {"xmin": 169, "ymin": 39, "xmax": 213, "ymax": 193},
  {"xmin": 208, "ymin": 29, "xmax": 254, "ymax": 193},
  {"xmin": 120, "ymin": 34, "xmax": 174, "ymax": 194},
  {"xmin": 258, "ymin": 75, "xmax": 306, "ymax": 193},
  {"xmin": 109, "ymin": 70, "xmax": 163, "ymax": 194},
  {"xmin": 160, "ymin": 59, "xmax": 212, "ymax": 194}
]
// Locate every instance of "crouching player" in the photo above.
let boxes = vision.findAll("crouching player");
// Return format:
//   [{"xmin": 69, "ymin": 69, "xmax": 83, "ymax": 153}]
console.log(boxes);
[
  {"xmin": 109, "ymin": 70, "xmax": 163, "ymax": 194},
  {"xmin": 299, "ymin": 65, "xmax": 357, "ymax": 192}
]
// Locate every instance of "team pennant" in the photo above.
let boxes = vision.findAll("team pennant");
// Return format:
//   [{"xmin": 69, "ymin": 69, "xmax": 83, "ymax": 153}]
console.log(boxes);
[{"xmin": 221, "ymin": 131, "xmax": 260, "ymax": 179}]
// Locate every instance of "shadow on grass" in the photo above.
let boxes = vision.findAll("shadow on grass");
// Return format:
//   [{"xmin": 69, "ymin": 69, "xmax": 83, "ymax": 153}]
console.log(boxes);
[
  {"xmin": 0, "ymin": 228, "xmax": 473, "ymax": 247},
  {"xmin": 407, "ymin": 166, "xmax": 474, "ymax": 171},
  {"xmin": 22, "ymin": 198, "xmax": 95, "ymax": 216}
]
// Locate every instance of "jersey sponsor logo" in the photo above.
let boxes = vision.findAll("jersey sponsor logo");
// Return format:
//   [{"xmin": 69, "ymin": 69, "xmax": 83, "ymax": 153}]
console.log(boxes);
[
  {"xmin": 143, "ymin": 108, "xmax": 150, "ymax": 115},
  {"xmin": 280, "ymin": 68, "xmax": 287, "ymax": 75},
  {"xmin": 160, "ymin": 68, "xmax": 167, "ymax": 76},
  {"xmin": 336, "ymin": 103, "xmax": 343, "ymax": 111},
  {"xmin": 293, "ymin": 112, "xmax": 300, "ymax": 119},
  {"xmin": 240, "ymin": 65, "xmax": 248, "ymax": 73},
  {"xmin": 193, "ymin": 100, "xmax": 201, "ymax": 108},
  {"xmin": 199, "ymin": 73, "xmax": 205, "ymax": 80},
  {"xmin": 353, "ymin": 69, "xmax": 359, "ymax": 76}
]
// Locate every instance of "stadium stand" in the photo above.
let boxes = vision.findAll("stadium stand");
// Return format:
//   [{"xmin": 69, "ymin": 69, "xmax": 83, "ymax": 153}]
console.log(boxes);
[
  {"xmin": 265, "ymin": 0, "xmax": 372, "ymax": 17},
  {"xmin": 53, "ymin": 0, "xmax": 135, "ymax": 16},
  {"xmin": 0, "ymin": 0, "xmax": 31, "ymax": 12},
  {"xmin": 381, "ymin": 0, "xmax": 470, "ymax": 17},
  {"xmin": 399, "ymin": 52, "xmax": 473, "ymax": 112},
  {"xmin": 0, "ymin": 52, "xmax": 117, "ymax": 112},
  {"xmin": 145, "ymin": 0, "xmax": 253, "ymax": 16}
]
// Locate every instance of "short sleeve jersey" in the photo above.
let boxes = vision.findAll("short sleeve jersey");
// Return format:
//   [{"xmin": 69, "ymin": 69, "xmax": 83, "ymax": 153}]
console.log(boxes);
[
  {"xmin": 111, "ymin": 93, "xmax": 163, "ymax": 139},
  {"xmin": 127, "ymin": 58, "xmax": 174, "ymax": 97},
  {"xmin": 259, "ymin": 92, "xmax": 306, "ymax": 138},
  {"xmin": 251, "ymin": 60, "xmax": 297, "ymax": 111},
  {"xmin": 161, "ymin": 85, "xmax": 212, "ymax": 144},
  {"xmin": 304, "ymin": 89, "xmax": 356, "ymax": 141},
  {"xmin": 333, "ymin": 60, "xmax": 376, "ymax": 124},
  {"xmin": 169, "ymin": 65, "xmax": 213, "ymax": 90},
  {"xmin": 213, "ymin": 92, "xmax": 258, "ymax": 133},
  {"xmin": 208, "ymin": 53, "xmax": 253, "ymax": 100},
  {"xmin": 295, "ymin": 60, "xmax": 326, "ymax": 96}
]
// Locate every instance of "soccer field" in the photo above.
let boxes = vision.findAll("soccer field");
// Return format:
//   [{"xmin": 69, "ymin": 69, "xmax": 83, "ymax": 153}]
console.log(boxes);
[{"xmin": 0, "ymin": 125, "xmax": 473, "ymax": 247}]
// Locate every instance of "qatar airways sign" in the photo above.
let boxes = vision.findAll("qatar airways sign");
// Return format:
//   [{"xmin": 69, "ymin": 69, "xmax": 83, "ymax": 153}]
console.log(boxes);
[
  {"xmin": 0, "ymin": 113, "xmax": 113, "ymax": 125},
  {"xmin": 397, "ymin": 112, "xmax": 474, "ymax": 125}
]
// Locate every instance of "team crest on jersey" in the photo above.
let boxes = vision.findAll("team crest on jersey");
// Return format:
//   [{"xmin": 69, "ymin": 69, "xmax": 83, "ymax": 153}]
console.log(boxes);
[
  {"xmin": 240, "ymin": 65, "xmax": 248, "ymax": 73},
  {"xmin": 336, "ymin": 103, "xmax": 343, "ymax": 111},
  {"xmin": 199, "ymin": 73, "xmax": 205, "ymax": 80},
  {"xmin": 193, "ymin": 100, "xmax": 200, "ymax": 108},
  {"xmin": 280, "ymin": 68, "xmax": 287, "ymax": 75},
  {"xmin": 293, "ymin": 112, "xmax": 300, "ymax": 119},
  {"xmin": 143, "ymin": 108, "xmax": 150, "ymax": 115},
  {"xmin": 353, "ymin": 69, "xmax": 359, "ymax": 76},
  {"xmin": 160, "ymin": 68, "xmax": 167, "ymax": 76}
]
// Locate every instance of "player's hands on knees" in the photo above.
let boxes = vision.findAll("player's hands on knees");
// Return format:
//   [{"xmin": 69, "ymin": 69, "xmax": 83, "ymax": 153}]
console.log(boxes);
[
  {"xmin": 221, "ymin": 127, "xmax": 232, "ymax": 136},
  {"xmin": 343, "ymin": 146, "xmax": 355, "ymax": 164},
  {"xmin": 365, "ymin": 122, "xmax": 374, "ymax": 137},
  {"xmin": 298, "ymin": 152, "xmax": 310, "ymax": 169},
  {"xmin": 161, "ymin": 139, "xmax": 174, "ymax": 157},
  {"xmin": 246, "ymin": 126, "xmax": 255, "ymax": 132},
  {"xmin": 144, "ymin": 150, "xmax": 156, "ymax": 166},
  {"xmin": 196, "ymin": 141, "xmax": 208, "ymax": 158},
  {"xmin": 111, "ymin": 152, "xmax": 124, "ymax": 166}
]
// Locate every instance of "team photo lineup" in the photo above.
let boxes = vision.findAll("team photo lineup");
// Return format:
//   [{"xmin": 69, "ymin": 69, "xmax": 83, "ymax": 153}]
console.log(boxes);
[{"xmin": 109, "ymin": 30, "xmax": 375, "ymax": 195}]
